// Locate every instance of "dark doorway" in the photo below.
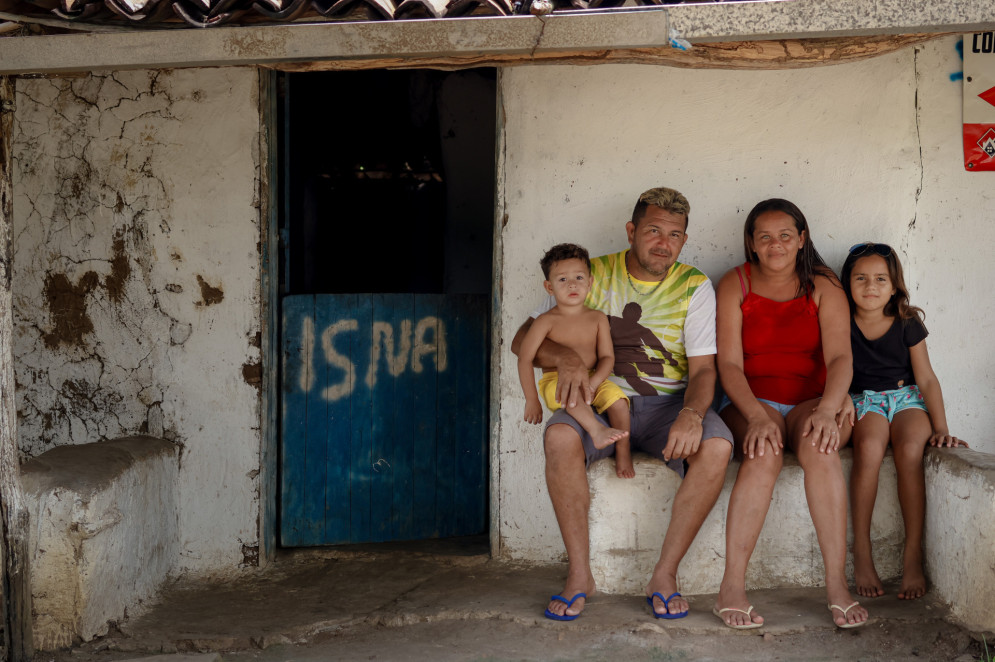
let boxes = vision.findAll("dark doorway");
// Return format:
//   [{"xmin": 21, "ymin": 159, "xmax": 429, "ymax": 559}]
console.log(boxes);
[{"xmin": 278, "ymin": 69, "xmax": 496, "ymax": 546}]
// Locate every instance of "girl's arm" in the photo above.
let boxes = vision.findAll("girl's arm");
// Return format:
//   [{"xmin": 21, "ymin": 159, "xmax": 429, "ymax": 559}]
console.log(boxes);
[
  {"xmin": 716, "ymin": 269, "xmax": 782, "ymax": 458},
  {"xmin": 809, "ymin": 274, "xmax": 853, "ymax": 453},
  {"xmin": 517, "ymin": 317, "xmax": 553, "ymax": 424},
  {"xmin": 590, "ymin": 312, "xmax": 615, "ymax": 389},
  {"xmin": 909, "ymin": 339, "xmax": 968, "ymax": 447}
]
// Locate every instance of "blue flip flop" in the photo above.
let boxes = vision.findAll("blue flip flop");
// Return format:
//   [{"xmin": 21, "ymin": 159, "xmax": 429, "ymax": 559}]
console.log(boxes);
[
  {"xmin": 544, "ymin": 593, "xmax": 587, "ymax": 621},
  {"xmin": 647, "ymin": 592, "xmax": 689, "ymax": 619}
]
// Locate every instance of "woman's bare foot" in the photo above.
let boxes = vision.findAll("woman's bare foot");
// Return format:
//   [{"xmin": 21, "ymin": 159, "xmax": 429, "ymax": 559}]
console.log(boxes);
[
  {"xmin": 853, "ymin": 553, "xmax": 885, "ymax": 598},
  {"xmin": 714, "ymin": 585, "xmax": 764, "ymax": 627},
  {"xmin": 827, "ymin": 583, "xmax": 868, "ymax": 627},
  {"xmin": 590, "ymin": 425, "xmax": 629, "ymax": 450}
]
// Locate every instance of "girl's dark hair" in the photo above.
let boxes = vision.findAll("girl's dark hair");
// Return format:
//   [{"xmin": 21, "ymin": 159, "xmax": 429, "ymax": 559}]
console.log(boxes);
[
  {"xmin": 840, "ymin": 245, "xmax": 925, "ymax": 324},
  {"xmin": 743, "ymin": 198, "xmax": 835, "ymax": 297}
]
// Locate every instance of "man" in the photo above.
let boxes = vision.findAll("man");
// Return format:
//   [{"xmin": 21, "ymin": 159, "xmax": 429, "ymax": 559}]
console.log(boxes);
[{"xmin": 512, "ymin": 187, "xmax": 733, "ymax": 620}]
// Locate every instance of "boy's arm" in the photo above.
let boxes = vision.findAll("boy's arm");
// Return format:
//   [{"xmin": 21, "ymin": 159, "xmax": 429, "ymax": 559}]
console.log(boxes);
[
  {"xmin": 516, "ymin": 317, "xmax": 552, "ymax": 415},
  {"xmin": 589, "ymin": 312, "xmax": 615, "ymax": 387},
  {"xmin": 511, "ymin": 317, "xmax": 591, "ymax": 407}
]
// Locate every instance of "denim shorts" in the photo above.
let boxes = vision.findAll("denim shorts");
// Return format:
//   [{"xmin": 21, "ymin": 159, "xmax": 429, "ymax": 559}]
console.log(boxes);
[
  {"xmin": 851, "ymin": 385, "xmax": 927, "ymax": 423},
  {"xmin": 718, "ymin": 395, "xmax": 796, "ymax": 418}
]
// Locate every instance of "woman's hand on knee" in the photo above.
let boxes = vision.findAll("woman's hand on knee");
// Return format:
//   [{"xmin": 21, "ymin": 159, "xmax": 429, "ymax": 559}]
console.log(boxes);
[
  {"xmin": 803, "ymin": 406, "xmax": 841, "ymax": 453},
  {"xmin": 743, "ymin": 414, "xmax": 782, "ymax": 459}
]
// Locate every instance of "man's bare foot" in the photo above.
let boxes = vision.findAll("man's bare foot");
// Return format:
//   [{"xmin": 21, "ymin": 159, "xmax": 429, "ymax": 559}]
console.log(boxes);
[
  {"xmin": 545, "ymin": 578, "xmax": 596, "ymax": 619},
  {"xmin": 645, "ymin": 574, "xmax": 688, "ymax": 618},
  {"xmin": 897, "ymin": 567, "xmax": 927, "ymax": 600},
  {"xmin": 853, "ymin": 555, "xmax": 885, "ymax": 598},
  {"xmin": 590, "ymin": 425, "xmax": 629, "ymax": 450},
  {"xmin": 827, "ymin": 584, "xmax": 868, "ymax": 627},
  {"xmin": 714, "ymin": 585, "xmax": 764, "ymax": 627},
  {"xmin": 615, "ymin": 460, "xmax": 635, "ymax": 479}
]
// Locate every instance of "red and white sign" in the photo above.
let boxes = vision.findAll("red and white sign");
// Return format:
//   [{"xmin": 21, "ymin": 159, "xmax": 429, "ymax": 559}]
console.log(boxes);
[{"xmin": 964, "ymin": 32, "xmax": 995, "ymax": 171}]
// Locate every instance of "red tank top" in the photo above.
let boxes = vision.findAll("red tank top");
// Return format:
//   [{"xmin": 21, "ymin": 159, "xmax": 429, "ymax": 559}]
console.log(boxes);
[{"xmin": 738, "ymin": 263, "xmax": 826, "ymax": 405}]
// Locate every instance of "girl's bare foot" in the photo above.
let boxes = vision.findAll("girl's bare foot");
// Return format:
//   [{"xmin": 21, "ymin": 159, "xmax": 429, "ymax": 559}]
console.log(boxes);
[
  {"xmin": 898, "ymin": 557, "xmax": 927, "ymax": 600},
  {"xmin": 590, "ymin": 425, "xmax": 629, "ymax": 450},
  {"xmin": 853, "ymin": 554, "xmax": 885, "ymax": 598},
  {"xmin": 615, "ymin": 459, "xmax": 635, "ymax": 479}
]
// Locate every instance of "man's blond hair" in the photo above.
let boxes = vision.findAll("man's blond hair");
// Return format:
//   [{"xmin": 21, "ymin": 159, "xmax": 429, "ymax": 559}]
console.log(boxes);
[{"xmin": 631, "ymin": 187, "xmax": 690, "ymax": 228}]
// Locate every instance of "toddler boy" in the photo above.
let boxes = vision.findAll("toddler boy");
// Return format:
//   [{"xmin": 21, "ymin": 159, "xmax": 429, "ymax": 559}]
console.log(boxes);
[{"xmin": 517, "ymin": 243, "xmax": 633, "ymax": 478}]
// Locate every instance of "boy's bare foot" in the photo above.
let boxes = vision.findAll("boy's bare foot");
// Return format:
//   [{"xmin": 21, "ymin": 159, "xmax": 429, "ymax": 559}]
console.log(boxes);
[
  {"xmin": 714, "ymin": 585, "xmax": 764, "ymax": 628},
  {"xmin": 898, "ymin": 567, "xmax": 927, "ymax": 600},
  {"xmin": 827, "ymin": 584, "xmax": 868, "ymax": 627},
  {"xmin": 615, "ymin": 462, "xmax": 635, "ymax": 479},
  {"xmin": 590, "ymin": 425, "xmax": 629, "ymax": 450},
  {"xmin": 545, "ymin": 577, "xmax": 596, "ymax": 619},
  {"xmin": 853, "ymin": 556, "xmax": 885, "ymax": 598}
]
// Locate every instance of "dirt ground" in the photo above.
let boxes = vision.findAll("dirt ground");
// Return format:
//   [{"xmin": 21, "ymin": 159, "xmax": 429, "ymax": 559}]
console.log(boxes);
[{"xmin": 29, "ymin": 540, "xmax": 993, "ymax": 662}]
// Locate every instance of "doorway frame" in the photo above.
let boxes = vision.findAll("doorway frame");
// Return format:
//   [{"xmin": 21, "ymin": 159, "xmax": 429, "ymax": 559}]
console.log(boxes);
[{"xmin": 258, "ymin": 67, "xmax": 505, "ymax": 560}]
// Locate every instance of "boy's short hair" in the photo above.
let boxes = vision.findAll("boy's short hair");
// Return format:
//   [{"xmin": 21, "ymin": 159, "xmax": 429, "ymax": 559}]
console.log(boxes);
[
  {"xmin": 631, "ymin": 187, "xmax": 690, "ymax": 228},
  {"xmin": 540, "ymin": 243, "xmax": 591, "ymax": 279}
]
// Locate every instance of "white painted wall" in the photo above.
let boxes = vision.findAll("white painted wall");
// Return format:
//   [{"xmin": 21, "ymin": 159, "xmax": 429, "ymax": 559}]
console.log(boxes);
[
  {"xmin": 12, "ymin": 68, "xmax": 263, "ymax": 574},
  {"xmin": 497, "ymin": 36, "xmax": 995, "ymax": 561}
]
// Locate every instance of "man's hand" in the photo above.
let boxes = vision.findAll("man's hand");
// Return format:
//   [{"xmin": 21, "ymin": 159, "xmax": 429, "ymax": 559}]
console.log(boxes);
[
  {"xmin": 662, "ymin": 408, "xmax": 703, "ymax": 461},
  {"xmin": 554, "ymin": 352, "xmax": 591, "ymax": 409}
]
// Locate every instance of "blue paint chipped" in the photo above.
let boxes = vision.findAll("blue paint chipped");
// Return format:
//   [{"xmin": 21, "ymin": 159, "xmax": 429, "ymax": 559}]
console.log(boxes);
[{"xmin": 951, "ymin": 38, "xmax": 964, "ymax": 82}]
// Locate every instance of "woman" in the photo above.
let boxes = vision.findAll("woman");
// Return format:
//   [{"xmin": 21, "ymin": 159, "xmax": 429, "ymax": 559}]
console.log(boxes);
[{"xmin": 712, "ymin": 199, "xmax": 868, "ymax": 629}]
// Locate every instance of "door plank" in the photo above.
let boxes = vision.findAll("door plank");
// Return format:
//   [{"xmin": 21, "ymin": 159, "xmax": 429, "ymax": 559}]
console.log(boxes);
[
  {"xmin": 280, "ymin": 294, "xmax": 315, "ymax": 545},
  {"xmin": 411, "ymin": 295, "xmax": 440, "ymax": 538}
]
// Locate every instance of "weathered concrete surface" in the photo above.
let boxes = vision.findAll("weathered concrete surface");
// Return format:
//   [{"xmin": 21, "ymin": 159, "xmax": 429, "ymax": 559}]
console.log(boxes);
[
  {"xmin": 924, "ymin": 446, "xmax": 995, "ymax": 635},
  {"xmin": 11, "ymin": 68, "xmax": 263, "ymax": 575},
  {"xmin": 589, "ymin": 449, "xmax": 902, "ymax": 596},
  {"xmin": 21, "ymin": 436, "xmax": 179, "ymax": 650},
  {"xmin": 31, "ymin": 545, "xmax": 988, "ymax": 662}
]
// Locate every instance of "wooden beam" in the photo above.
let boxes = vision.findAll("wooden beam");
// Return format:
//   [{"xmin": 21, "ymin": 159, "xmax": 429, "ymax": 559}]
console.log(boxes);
[
  {"xmin": 265, "ymin": 33, "xmax": 943, "ymax": 72},
  {"xmin": 0, "ymin": 75, "xmax": 34, "ymax": 662}
]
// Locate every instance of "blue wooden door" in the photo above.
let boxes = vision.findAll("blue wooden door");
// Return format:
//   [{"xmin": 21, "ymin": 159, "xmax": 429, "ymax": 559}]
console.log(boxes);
[{"xmin": 280, "ymin": 293, "xmax": 488, "ymax": 546}]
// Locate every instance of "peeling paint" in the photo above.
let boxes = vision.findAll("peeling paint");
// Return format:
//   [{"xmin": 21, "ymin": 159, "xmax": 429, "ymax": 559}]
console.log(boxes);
[
  {"xmin": 196, "ymin": 274, "xmax": 224, "ymax": 306},
  {"xmin": 12, "ymin": 68, "xmax": 264, "ymax": 574},
  {"xmin": 241, "ymin": 361, "xmax": 261, "ymax": 390},
  {"xmin": 42, "ymin": 271, "xmax": 99, "ymax": 349},
  {"xmin": 105, "ymin": 229, "xmax": 131, "ymax": 303}
]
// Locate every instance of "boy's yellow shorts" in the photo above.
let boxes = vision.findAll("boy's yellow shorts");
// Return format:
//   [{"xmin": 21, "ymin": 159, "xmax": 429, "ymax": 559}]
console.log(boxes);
[{"xmin": 538, "ymin": 371, "xmax": 629, "ymax": 415}]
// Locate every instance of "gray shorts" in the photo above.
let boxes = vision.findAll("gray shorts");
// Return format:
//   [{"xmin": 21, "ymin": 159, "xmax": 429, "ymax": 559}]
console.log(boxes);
[{"xmin": 544, "ymin": 393, "xmax": 733, "ymax": 476}]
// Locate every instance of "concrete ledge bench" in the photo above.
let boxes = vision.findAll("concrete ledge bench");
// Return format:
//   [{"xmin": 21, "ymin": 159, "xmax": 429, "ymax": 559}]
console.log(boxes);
[
  {"xmin": 589, "ymin": 448, "xmax": 903, "ymax": 596},
  {"xmin": 20, "ymin": 436, "xmax": 179, "ymax": 650},
  {"xmin": 924, "ymin": 447, "xmax": 995, "ymax": 634}
]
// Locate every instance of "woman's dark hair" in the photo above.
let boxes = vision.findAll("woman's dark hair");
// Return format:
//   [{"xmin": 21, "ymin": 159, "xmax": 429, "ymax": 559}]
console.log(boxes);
[
  {"xmin": 743, "ymin": 198, "xmax": 835, "ymax": 297},
  {"xmin": 840, "ymin": 245, "xmax": 925, "ymax": 324}
]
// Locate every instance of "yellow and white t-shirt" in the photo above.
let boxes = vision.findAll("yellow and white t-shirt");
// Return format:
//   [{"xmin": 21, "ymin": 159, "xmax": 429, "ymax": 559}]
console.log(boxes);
[{"xmin": 532, "ymin": 250, "xmax": 716, "ymax": 397}]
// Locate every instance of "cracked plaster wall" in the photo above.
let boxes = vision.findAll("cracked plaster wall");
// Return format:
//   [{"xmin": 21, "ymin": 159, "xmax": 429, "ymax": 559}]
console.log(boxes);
[
  {"xmin": 11, "ymin": 67, "xmax": 262, "ymax": 574},
  {"xmin": 497, "ymin": 35, "xmax": 995, "ymax": 561}
]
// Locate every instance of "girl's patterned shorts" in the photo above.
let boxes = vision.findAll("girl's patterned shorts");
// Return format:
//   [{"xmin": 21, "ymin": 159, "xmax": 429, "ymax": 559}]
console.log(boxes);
[{"xmin": 851, "ymin": 384, "xmax": 928, "ymax": 423}]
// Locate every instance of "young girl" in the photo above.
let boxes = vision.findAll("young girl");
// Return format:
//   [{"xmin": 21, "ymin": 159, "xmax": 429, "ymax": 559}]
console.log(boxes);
[{"xmin": 842, "ymin": 242, "xmax": 967, "ymax": 601}]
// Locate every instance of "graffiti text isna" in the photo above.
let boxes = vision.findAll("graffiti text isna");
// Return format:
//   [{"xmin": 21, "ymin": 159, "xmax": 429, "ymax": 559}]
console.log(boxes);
[{"xmin": 298, "ymin": 316, "xmax": 448, "ymax": 401}]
